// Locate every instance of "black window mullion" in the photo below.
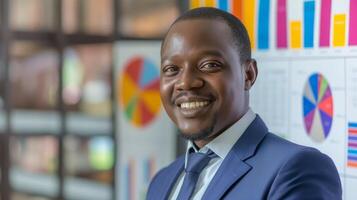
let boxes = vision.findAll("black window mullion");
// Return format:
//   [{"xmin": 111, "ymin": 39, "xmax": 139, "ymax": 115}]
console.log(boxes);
[
  {"xmin": 55, "ymin": 0, "xmax": 65, "ymax": 199},
  {"xmin": 111, "ymin": 0, "xmax": 119, "ymax": 199},
  {"xmin": 0, "ymin": 0, "xmax": 11, "ymax": 199}
]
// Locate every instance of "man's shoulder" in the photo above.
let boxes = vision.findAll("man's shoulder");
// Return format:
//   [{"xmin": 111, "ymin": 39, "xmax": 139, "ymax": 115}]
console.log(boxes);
[
  {"xmin": 261, "ymin": 132, "xmax": 316, "ymax": 155},
  {"xmin": 147, "ymin": 154, "xmax": 185, "ymax": 198},
  {"xmin": 158, "ymin": 154, "xmax": 185, "ymax": 175},
  {"xmin": 250, "ymin": 132, "xmax": 342, "ymax": 199},
  {"xmin": 149, "ymin": 154, "xmax": 185, "ymax": 184},
  {"xmin": 262, "ymin": 133, "xmax": 342, "ymax": 199},
  {"xmin": 256, "ymin": 132, "xmax": 335, "ymax": 167}
]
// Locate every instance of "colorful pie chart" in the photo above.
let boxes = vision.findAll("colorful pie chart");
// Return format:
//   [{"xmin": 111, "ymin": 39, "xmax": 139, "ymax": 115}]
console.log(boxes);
[
  {"xmin": 302, "ymin": 73, "xmax": 333, "ymax": 143},
  {"xmin": 119, "ymin": 57, "xmax": 161, "ymax": 127}
]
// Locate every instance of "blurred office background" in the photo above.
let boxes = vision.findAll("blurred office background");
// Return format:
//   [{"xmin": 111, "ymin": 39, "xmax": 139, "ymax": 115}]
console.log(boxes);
[
  {"xmin": 0, "ymin": 0, "xmax": 181, "ymax": 200},
  {"xmin": 2, "ymin": 0, "xmax": 357, "ymax": 200}
]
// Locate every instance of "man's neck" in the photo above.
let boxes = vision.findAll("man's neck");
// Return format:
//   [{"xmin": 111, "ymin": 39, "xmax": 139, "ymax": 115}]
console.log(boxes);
[{"xmin": 192, "ymin": 107, "xmax": 250, "ymax": 149}]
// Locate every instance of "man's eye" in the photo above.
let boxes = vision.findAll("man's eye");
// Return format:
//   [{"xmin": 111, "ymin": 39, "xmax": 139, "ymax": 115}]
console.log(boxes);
[
  {"xmin": 162, "ymin": 66, "xmax": 179, "ymax": 76},
  {"xmin": 200, "ymin": 62, "xmax": 222, "ymax": 72}
]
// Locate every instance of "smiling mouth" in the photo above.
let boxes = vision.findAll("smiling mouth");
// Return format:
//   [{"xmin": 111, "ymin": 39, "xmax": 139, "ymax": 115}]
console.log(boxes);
[
  {"xmin": 179, "ymin": 101, "xmax": 210, "ymax": 109},
  {"xmin": 176, "ymin": 100, "xmax": 213, "ymax": 118}
]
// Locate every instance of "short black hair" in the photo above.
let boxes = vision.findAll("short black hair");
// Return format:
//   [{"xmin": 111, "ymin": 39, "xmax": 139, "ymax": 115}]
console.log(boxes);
[{"xmin": 163, "ymin": 7, "xmax": 252, "ymax": 63}]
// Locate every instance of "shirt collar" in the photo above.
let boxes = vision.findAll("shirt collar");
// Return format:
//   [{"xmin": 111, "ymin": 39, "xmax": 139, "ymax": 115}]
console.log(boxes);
[{"xmin": 185, "ymin": 108, "xmax": 256, "ymax": 166}]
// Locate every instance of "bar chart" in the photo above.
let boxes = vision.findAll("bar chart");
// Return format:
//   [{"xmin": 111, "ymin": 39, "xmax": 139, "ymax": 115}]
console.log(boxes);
[{"xmin": 188, "ymin": 0, "xmax": 357, "ymax": 51}]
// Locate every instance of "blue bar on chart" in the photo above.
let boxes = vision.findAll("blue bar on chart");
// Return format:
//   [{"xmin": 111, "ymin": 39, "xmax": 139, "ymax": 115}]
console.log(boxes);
[
  {"xmin": 258, "ymin": 0, "xmax": 270, "ymax": 49},
  {"xmin": 304, "ymin": 0, "xmax": 315, "ymax": 48},
  {"xmin": 143, "ymin": 157, "xmax": 155, "ymax": 184},
  {"xmin": 218, "ymin": 0, "xmax": 229, "ymax": 12}
]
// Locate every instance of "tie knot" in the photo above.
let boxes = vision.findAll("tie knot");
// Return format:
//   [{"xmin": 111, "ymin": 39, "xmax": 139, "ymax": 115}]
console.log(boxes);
[{"xmin": 186, "ymin": 150, "xmax": 215, "ymax": 173}]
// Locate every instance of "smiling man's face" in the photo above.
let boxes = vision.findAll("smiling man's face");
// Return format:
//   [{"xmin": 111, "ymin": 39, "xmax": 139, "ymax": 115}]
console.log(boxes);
[{"xmin": 160, "ymin": 19, "xmax": 252, "ymax": 147}]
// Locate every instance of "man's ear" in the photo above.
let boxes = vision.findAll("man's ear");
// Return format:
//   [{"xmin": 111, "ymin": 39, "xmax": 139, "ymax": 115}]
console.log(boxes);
[{"xmin": 244, "ymin": 59, "xmax": 258, "ymax": 90}]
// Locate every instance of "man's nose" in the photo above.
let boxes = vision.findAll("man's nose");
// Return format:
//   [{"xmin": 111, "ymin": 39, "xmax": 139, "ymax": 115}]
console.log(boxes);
[{"xmin": 175, "ymin": 68, "xmax": 204, "ymax": 90}]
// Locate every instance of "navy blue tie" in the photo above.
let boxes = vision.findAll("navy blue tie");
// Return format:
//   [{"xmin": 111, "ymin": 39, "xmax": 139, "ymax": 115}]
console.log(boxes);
[{"xmin": 177, "ymin": 150, "xmax": 215, "ymax": 200}]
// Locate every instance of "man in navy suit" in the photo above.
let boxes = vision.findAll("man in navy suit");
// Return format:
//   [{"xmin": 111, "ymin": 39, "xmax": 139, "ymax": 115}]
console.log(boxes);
[{"xmin": 147, "ymin": 7, "xmax": 342, "ymax": 200}]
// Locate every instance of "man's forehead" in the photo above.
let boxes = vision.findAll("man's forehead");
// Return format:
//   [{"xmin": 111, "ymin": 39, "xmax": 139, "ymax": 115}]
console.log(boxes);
[
  {"xmin": 169, "ymin": 18, "xmax": 228, "ymax": 33},
  {"xmin": 162, "ymin": 19, "xmax": 233, "ymax": 52}
]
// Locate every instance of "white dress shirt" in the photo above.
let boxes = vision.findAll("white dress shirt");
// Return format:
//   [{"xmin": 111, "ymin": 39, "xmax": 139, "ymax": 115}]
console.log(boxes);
[{"xmin": 169, "ymin": 108, "xmax": 256, "ymax": 200}]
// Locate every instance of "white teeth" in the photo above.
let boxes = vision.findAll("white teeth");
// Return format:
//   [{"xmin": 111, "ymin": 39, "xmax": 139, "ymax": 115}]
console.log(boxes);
[{"xmin": 180, "ymin": 101, "xmax": 209, "ymax": 109}]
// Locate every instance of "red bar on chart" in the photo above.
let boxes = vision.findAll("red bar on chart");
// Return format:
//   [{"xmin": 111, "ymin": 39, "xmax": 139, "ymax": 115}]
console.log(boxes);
[
  {"xmin": 125, "ymin": 160, "xmax": 136, "ymax": 200},
  {"xmin": 349, "ymin": 0, "xmax": 357, "ymax": 45},
  {"xmin": 232, "ymin": 0, "xmax": 243, "ymax": 20},
  {"xmin": 277, "ymin": 0, "xmax": 287, "ymax": 48},
  {"xmin": 319, "ymin": 0, "xmax": 331, "ymax": 47}
]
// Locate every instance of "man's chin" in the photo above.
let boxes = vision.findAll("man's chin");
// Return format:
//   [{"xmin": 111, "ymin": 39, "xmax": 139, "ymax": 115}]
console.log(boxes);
[
  {"xmin": 177, "ymin": 115, "xmax": 218, "ymax": 141},
  {"xmin": 179, "ymin": 126, "xmax": 214, "ymax": 141}
]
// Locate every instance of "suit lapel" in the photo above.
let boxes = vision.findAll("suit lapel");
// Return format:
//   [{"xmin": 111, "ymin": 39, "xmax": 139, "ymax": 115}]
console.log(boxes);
[
  {"xmin": 201, "ymin": 149, "xmax": 252, "ymax": 200},
  {"xmin": 202, "ymin": 115, "xmax": 268, "ymax": 200},
  {"xmin": 159, "ymin": 156, "xmax": 185, "ymax": 199}
]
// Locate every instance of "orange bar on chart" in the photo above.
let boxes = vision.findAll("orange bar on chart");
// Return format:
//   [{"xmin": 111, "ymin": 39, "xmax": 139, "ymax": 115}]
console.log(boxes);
[
  {"xmin": 242, "ymin": 0, "xmax": 256, "ymax": 49},
  {"xmin": 290, "ymin": 21, "xmax": 302, "ymax": 49},
  {"xmin": 232, "ymin": 0, "xmax": 243, "ymax": 19},
  {"xmin": 204, "ymin": 0, "xmax": 216, "ymax": 7},
  {"xmin": 190, "ymin": 0, "xmax": 201, "ymax": 9},
  {"xmin": 333, "ymin": 14, "xmax": 346, "ymax": 47},
  {"xmin": 348, "ymin": 161, "xmax": 357, "ymax": 168}
]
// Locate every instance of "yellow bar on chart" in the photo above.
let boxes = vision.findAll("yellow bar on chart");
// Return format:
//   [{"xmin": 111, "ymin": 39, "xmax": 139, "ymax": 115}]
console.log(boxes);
[
  {"xmin": 333, "ymin": 14, "xmax": 346, "ymax": 47},
  {"xmin": 203, "ymin": 0, "xmax": 216, "ymax": 7},
  {"xmin": 190, "ymin": 0, "xmax": 201, "ymax": 9},
  {"xmin": 290, "ymin": 21, "xmax": 302, "ymax": 49},
  {"xmin": 242, "ymin": 0, "xmax": 256, "ymax": 49}
]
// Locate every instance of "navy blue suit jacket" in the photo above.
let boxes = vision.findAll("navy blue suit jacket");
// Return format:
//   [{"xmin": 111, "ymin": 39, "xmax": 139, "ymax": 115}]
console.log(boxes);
[{"xmin": 147, "ymin": 116, "xmax": 342, "ymax": 200}]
